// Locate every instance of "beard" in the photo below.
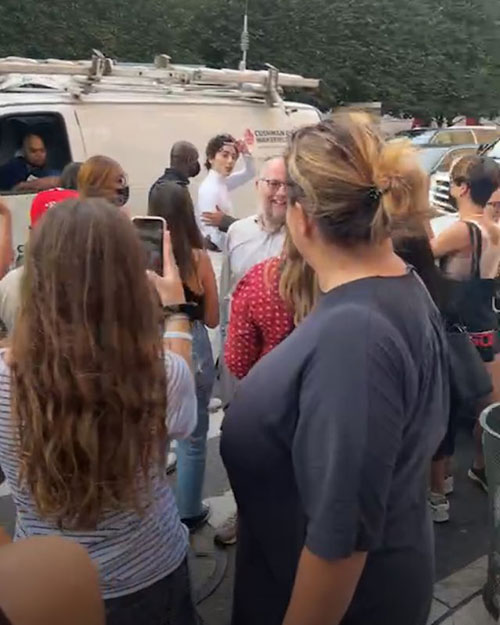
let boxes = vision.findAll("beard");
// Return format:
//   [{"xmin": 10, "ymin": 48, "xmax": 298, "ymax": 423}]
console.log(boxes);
[{"xmin": 261, "ymin": 206, "xmax": 286, "ymax": 232}]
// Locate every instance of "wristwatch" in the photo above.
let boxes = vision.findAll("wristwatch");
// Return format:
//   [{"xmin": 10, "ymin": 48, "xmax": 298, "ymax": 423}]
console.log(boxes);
[{"xmin": 162, "ymin": 303, "xmax": 198, "ymax": 318}]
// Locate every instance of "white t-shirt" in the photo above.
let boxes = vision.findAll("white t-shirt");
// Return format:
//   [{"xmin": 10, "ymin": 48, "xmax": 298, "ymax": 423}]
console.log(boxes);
[
  {"xmin": 219, "ymin": 215, "xmax": 286, "ymax": 339},
  {"xmin": 196, "ymin": 155, "xmax": 256, "ymax": 250}
]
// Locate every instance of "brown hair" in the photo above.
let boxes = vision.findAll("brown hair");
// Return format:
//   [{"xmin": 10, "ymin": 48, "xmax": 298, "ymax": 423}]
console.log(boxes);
[
  {"xmin": 148, "ymin": 182, "xmax": 205, "ymax": 284},
  {"xmin": 11, "ymin": 198, "xmax": 167, "ymax": 530},
  {"xmin": 451, "ymin": 155, "xmax": 500, "ymax": 245},
  {"xmin": 77, "ymin": 156, "xmax": 126, "ymax": 202},
  {"xmin": 286, "ymin": 115, "xmax": 429, "ymax": 246},
  {"xmin": 205, "ymin": 134, "xmax": 237, "ymax": 170}
]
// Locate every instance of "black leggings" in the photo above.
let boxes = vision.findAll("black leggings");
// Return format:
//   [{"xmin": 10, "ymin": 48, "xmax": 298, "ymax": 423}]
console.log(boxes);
[{"xmin": 105, "ymin": 560, "xmax": 199, "ymax": 625}]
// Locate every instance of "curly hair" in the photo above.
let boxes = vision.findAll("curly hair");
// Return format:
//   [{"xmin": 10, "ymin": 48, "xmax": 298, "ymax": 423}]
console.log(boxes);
[
  {"xmin": 11, "ymin": 198, "xmax": 167, "ymax": 530},
  {"xmin": 205, "ymin": 134, "xmax": 237, "ymax": 170}
]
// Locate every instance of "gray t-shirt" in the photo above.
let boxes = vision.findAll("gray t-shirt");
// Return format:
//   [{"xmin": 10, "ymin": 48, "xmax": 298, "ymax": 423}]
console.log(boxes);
[{"xmin": 221, "ymin": 271, "xmax": 449, "ymax": 625}]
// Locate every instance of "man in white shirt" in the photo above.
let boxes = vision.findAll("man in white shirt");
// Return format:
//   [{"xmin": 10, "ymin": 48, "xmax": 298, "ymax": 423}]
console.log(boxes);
[
  {"xmin": 217, "ymin": 155, "xmax": 288, "ymax": 406},
  {"xmin": 196, "ymin": 134, "xmax": 255, "ymax": 251},
  {"xmin": 221, "ymin": 156, "xmax": 288, "ymax": 296}
]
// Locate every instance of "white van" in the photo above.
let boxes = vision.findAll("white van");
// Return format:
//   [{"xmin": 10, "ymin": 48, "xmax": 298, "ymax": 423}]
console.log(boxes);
[{"xmin": 0, "ymin": 54, "xmax": 321, "ymax": 262}]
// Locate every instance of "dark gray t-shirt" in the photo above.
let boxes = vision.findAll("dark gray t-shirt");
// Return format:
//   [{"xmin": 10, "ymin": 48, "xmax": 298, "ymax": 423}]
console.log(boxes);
[{"xmin": 221, "ymin": 271, "xmax": 449, "ymax": 625}]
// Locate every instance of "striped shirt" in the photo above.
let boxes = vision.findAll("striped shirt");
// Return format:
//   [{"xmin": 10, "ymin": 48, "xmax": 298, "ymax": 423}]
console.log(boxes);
[{"xmin": 0, "ymin": 350, "xmax": 197, "ymax": 599}]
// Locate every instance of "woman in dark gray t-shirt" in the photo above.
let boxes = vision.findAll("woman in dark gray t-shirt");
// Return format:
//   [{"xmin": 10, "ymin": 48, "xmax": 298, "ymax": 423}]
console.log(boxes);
[{"xmin": 221, "ymin": 116, "xmax": 449, "ymax": 625}]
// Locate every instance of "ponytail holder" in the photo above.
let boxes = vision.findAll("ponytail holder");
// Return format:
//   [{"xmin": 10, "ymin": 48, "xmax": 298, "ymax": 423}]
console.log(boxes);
[{"xmin": 366, "ymin": 186, "xmax": 383, "ymax": 206}]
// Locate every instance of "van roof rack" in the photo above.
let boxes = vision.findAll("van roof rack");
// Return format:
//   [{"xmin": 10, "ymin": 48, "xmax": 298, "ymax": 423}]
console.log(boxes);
[{"xmin": 0, "ymin": 52, "xmax": 320, "ymax": 105}]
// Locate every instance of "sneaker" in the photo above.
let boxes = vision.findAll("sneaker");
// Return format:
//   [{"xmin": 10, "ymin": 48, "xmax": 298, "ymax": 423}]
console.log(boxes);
[
  {"xmin": 468, "ymin": 467, "xmax": 488, "ymax": 493},
  {"xmin": 444, "ymin": 475, "xmax": 454, "ymax": 496},
  {"xmin": 429, "ymin": 492, "xmax": 450, "ymax": 523},
  {"xmin": 166, "ymin": 451, "xmax": 177, "ymax": 475},
  {"xmin": 209, "ymin": 397, "xmax": 222, "ymax": 413},
  {"xmin": 182, "ymin": 504, "xmax": 210, "ymax": 534},
  {"xmin": 214, "ymin": 512, "xmax": 238, "ymax": 546}
]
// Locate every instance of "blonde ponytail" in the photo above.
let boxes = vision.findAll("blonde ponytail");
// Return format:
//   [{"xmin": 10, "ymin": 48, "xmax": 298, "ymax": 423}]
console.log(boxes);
[{"xmin": 286, "ymin": 115, "xmax": 431, "ymax": 247}]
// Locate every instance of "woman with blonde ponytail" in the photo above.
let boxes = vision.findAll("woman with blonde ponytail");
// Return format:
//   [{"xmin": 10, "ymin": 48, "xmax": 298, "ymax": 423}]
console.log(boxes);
[{"xmin": 221, "ymin": 115, "xmax": 449, "ymax": 625}]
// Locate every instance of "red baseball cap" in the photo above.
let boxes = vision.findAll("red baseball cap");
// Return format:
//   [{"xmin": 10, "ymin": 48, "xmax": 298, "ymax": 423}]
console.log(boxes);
[{"xmin": 30, "ymin": 188, "xmax": 79, "ymax": 227}]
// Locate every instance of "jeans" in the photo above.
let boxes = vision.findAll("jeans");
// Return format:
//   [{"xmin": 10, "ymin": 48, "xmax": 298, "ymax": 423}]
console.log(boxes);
[
  {"xmin": 105, "ymin": 559, "xmax": 198, "ymax": 625},
  {"xmin": 176, "ymin": 321, "xmax": 215, "ymax": 519}
]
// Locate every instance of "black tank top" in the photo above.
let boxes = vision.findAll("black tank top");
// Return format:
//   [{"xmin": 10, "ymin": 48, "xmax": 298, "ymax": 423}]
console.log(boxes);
[{"xmin": 183, "ymin": 283, "xmax": 205, "ymax": 322}]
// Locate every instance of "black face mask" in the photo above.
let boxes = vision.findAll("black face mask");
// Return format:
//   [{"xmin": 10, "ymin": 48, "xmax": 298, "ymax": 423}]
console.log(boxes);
[
  {"xmin": 188, "ymin": 161, "xmax": 201, "ymax": 178},
  {"xmin": 114, "ymin": 185, "xmax": 130, "ymax": 207}
]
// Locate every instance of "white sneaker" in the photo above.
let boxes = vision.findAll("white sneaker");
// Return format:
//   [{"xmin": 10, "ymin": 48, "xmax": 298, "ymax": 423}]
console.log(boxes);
[
  {"xmin": 166, "ymin": 451, "xmax": 177, "ymax": 474},
  {"xmin": 444, "ymin": 475, "xmax": 454, "ymax": 496},
  {"xmin": 209, "ymin": 397, "xmax": 222, "ymax": 413},
  {"xmin": 429, "ymin": 492, "xmax": 450, "ymax": 523}
]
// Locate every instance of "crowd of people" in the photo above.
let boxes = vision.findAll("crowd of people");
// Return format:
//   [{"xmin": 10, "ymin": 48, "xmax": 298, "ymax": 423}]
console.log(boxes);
[{"xmin": 0, "ymin": 113, "xmax": 496, "ymax": 625}]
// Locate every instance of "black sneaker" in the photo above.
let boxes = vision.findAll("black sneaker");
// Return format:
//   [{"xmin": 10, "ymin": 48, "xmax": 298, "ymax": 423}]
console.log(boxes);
[
  {"xmin": 468, "ymin": 467, "xmax": 488, "ymax": 493},
  {"xmin": 181, "ymin": 504, "xmax": 210, "ymax": 533}
]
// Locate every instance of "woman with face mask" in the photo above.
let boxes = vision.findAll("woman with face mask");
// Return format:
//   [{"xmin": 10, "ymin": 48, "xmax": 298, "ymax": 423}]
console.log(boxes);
[
  {"xmin": 78, "ymin": 155, "xmax": 130, "ymax": 210},
  {"xmin": 432, "ymin": 154, "xmax": 500, "ymax": 494},
  {"xmin": 196, "ymin": 134, "xmax": 255, "ymax": 251}
]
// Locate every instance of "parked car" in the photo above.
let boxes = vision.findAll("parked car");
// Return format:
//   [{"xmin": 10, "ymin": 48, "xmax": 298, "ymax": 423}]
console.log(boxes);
[
  {"xmin": 396, "ymin": 125, "xmax": 500, "ymax": 147},
  {"xmin": 429, "ymin": 138, "xmax": 500, "ymax": 215},
  {"xmin": 417, "ymin": 145, "xmax": 478, "ymax": 177}
]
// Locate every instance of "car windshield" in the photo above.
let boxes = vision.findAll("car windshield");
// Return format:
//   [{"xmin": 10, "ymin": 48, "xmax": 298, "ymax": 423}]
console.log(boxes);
[
  {"xmin": 487, "ymin": 139, "xmax": 500, "ymax": 161},
  {"xmin": 410, "ymin": 130, "xmax": 438, "ymax": 145},
  {"xmin": 417, "ymin": 148, "xmax": 448, "ymax": 172}
]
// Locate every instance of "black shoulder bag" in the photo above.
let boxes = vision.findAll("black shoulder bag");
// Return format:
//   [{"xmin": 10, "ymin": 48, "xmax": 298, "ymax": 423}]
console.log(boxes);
[{"xmin": 443, "ymin": 222, "xmax": 493, "ymax": 408}]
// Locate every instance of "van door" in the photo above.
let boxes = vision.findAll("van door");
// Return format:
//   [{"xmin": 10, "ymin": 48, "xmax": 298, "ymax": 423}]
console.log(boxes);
[{"xmin": 0, "ymin": 105, "xmax": 85, "ymax": 262}]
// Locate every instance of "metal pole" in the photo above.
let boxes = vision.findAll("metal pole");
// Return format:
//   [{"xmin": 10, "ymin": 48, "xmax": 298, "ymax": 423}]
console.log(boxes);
[{"xmin": 239, "ymin": 0, "xmax": 250, "ymax": 71}]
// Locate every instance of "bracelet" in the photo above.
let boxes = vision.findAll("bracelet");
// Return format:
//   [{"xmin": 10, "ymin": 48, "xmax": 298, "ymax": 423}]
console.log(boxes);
[
  {"xmin": 165, "ymin": 313, "xmax": 190, "ymax": 323},
  {"xmin": 163, "ymin": 331, "xmax": 193, "ymax": 341}
]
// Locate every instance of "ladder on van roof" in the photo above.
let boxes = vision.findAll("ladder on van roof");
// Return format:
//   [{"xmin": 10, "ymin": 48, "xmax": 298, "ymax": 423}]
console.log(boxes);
[{"xmin": 0, "ymin": 52, "xmax": 320, "ymax": 105}]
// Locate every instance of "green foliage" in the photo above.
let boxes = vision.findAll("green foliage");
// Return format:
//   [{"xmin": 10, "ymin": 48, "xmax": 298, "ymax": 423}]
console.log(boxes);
[{"xmin": 0, "ymin": 0, "xmax": 499, "ymax": 119}]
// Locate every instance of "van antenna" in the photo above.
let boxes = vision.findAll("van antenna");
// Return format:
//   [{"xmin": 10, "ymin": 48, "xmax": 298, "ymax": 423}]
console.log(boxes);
[{"xmin": 239, "ymin": 0, "xmax": 250, "ymax": 71}]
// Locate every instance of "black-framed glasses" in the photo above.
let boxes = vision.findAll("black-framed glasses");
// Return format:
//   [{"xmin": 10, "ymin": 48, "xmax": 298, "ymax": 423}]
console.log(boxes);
[{"xmin": 261, "ymin": 178, "xmax": 290, "ymax": 192}]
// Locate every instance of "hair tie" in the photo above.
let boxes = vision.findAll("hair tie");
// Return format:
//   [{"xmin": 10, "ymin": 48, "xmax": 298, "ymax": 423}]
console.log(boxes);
[{"xmin": 366, "ymin": 186, "xmax": 383, "ymax": 206}]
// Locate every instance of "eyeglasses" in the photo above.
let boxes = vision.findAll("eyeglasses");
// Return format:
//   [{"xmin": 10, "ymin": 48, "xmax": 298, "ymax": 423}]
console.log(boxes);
[{"xmin": 261, "ymin": 179, "xmax": 290, "ymax": 192}]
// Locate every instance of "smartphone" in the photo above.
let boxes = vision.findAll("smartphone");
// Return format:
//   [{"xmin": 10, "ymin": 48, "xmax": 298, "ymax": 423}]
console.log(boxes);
[{"xmin": 132, "ymin": 216, "xmax": 166, "ymax": 275}]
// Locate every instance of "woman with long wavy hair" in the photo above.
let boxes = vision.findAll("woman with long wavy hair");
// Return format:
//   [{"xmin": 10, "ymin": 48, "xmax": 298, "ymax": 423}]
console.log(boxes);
[{"xmin": 0, "ymin": 198, "xmax": 199, "ymax": 625}]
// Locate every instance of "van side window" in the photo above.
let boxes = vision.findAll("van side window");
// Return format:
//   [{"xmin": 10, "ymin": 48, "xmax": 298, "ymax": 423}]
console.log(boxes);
[{"xmin": 0, "ymin": 113, "xmax": 71, "ymax": 195}]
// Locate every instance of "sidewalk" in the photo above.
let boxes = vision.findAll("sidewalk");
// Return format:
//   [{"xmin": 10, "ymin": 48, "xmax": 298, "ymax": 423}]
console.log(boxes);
[{"xmin": 428, "ymin": 556, "xmax": 496, "ymax": 624}]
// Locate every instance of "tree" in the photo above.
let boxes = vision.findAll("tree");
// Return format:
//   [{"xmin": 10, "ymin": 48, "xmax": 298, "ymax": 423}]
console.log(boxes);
[{"xmin": 0, "ymin": 0, "xmax": 499, "ymax": 119}]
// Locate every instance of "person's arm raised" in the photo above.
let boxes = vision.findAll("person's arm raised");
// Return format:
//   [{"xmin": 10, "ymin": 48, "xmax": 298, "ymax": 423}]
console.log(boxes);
[{"xmin": 147, "ymin": 231, "xmax": 192, "ymax": 368}]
